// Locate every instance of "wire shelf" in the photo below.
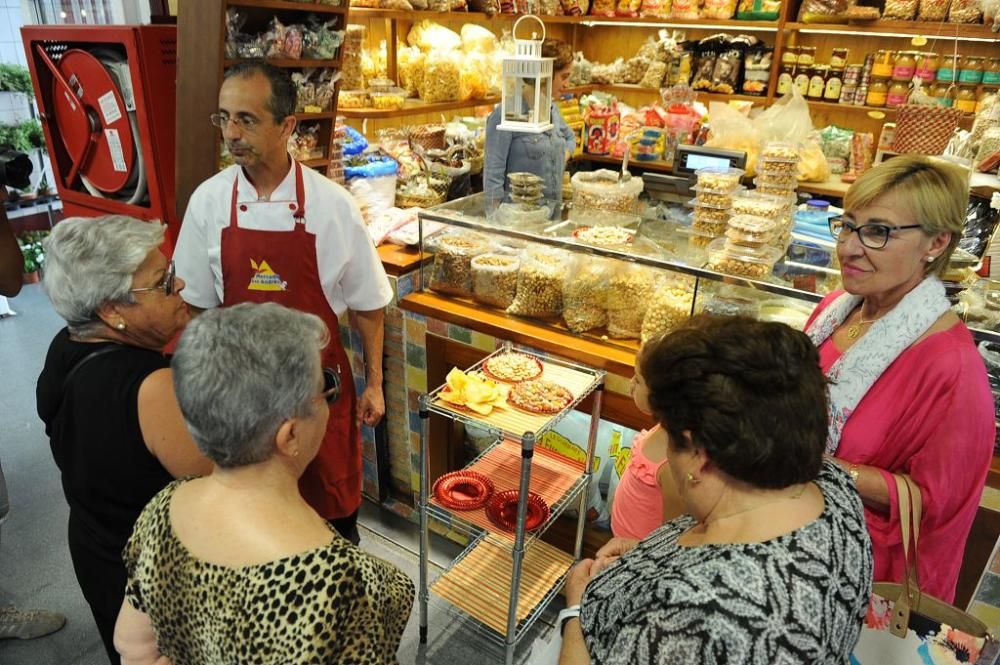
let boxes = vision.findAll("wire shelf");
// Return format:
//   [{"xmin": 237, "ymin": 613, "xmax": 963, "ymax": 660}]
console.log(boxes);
[
  {"xmin": 430, "ymin": 533, "xmax": 575, "ymax": 645},
  {"xmin": 427, "ymin": 467, "xmax": 590, "ymax": 551},
  {"xmin": 425, "ymin": 342, "xmax": 606, "ymax": 441}
]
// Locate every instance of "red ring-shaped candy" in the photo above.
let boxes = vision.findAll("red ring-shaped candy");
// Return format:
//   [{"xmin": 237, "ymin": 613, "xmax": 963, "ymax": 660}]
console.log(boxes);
[
  {"xmin": 485, "ymin": 490, "xmax": 550, "ymax": 532},
  {"xmin": 433, "ymin": 471, "xmax": 495, "ymax": 511}
]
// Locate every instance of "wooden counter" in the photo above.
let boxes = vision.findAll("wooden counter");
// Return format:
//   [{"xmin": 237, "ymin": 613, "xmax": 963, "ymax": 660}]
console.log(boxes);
[
  {"xmin": 400, "ymin": 291, "xmax": 639, "ymax": 377},
  {"xmin": 377, "ymin": 244, "xmax": 429, "ymax": 277}
]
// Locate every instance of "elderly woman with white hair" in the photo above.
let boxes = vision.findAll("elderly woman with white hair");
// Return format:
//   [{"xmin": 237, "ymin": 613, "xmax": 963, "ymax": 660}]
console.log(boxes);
[
  {"xmin": 36, "ymin": 216, "xmax": 211, "ymax": 665},
  {"xmin": 113, "ymin": 302, "xmax": 414, "ymax": 665}
]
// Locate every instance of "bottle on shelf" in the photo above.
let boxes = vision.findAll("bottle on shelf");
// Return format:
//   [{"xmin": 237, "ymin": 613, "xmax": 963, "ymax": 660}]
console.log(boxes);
[
  {"xmin": 866, "ymin": 79, "xmax": 889, "ymax": 108},
  {"xmin": 887, "ymin": 80, "xmax": 909, "ymax": 109}
]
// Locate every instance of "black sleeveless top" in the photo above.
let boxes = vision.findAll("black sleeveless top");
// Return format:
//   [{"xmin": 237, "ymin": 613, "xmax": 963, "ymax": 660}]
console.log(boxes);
[{"xmin": 36, "ymin": 328, "xmax": 174, "ymax": 560}]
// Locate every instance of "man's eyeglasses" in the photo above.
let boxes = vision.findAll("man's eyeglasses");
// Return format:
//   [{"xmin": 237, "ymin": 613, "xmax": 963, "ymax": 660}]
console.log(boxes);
[
  {"xmin": 130, "ymin": 260, "xmax": 176, "ymax": 297},
  {"xmin": 321, "ymin": 367, "xmax": 342, "ymax": 405},
  {"xmin": 209, "ymin": 112, "xmax": 259, "ymax": 133},
  {"xmin": 828, "ymin": 217, "xmax": 923, "ymax": 250}
]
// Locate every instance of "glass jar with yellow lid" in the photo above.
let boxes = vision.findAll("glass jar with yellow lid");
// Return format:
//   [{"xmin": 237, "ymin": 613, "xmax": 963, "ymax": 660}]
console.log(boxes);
[
  {"xmin": 872, "ymin": 50, "xmax": 894, "ymax": 79},
  {"xmin": 915, "ymin": 52, "xmax": 939, "ymax": 82},
  {"xmin": 781, "ymin": 45, "xmax": 799, "ymax": 66},
  {"xmin": 929, "ymin": 82, "xmax": 955, "ymax": 107},
  {"xmin": 937, "ymin": 54, "xmax": 960, "ymax": 82},
  {"xmin": 887, "ymin": 80, "xmax": 910, "ymax": 108},
  {"xmin": 892, "ymin": 52, "xmax": 918, "ymax": 81},
  {"xmin": 959, "ymin": 56, "xmax": 985, "ymax": 84},
  {"xmin": 955, "ymin": 86, "xmax": 977, "ymax": 113},
  {"xmin": 797, "ymin": 46, "xmax": 817, "ymax": 67},
  {"xmin": 866, "ymin": 79, "xmax": 889, "ymax": 107},
  {"xmin": 983, "ymin": 58, "xmax": 1000, "ymax": 86}
]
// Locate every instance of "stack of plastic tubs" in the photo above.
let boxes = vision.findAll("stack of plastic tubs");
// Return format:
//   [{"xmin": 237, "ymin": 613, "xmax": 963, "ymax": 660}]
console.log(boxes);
[
  {"xmin": 705, "ymin": 191, "xmax": 788, "ymax": 279},
  {"xmin": 754, "ymin": 141, "xmax": 802, "ymax": 249},
  {"xmin": 688, "ymin": 167, "xmax": 744, "ymax": 253}
]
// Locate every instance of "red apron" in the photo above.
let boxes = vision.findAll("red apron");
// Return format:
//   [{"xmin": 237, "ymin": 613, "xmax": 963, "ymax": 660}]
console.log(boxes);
[{"xmin": 220, "ymin": 162, "xmax": 360, "ymax": 519}]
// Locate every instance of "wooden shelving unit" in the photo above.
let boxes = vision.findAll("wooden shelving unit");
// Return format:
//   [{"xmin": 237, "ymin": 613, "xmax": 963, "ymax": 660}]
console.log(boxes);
[
  {"xmin": 176, "ymin": 0, "xmax": 351, "ymax": 218},
  {"xmin": 339, "ymin": 95, "xmax": 500, "ymax": 118}
]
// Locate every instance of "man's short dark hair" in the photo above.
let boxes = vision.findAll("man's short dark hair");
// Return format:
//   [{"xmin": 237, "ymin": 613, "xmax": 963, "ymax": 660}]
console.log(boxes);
[
  {"xmin": 640, "ymin": 315, "xmax": 828, "ymax": 489},
  {"xmin": 223, "ymin": 61, "xmax": 297, "ymax": 122}
]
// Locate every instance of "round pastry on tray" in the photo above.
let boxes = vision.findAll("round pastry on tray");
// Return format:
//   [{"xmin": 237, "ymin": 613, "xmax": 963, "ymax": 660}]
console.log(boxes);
[
  {"xmin": 506, "ymin": 379, "xmax": 573, "ymax": 415},
  {"xmin": 485, "ymin": 489, "xmax": 550, "ymax": 532},
  {"xmin": 482, "ymin": 352, "xmax": 544, "ymax": 384},
  {"xmin": 433, "ymin": 471, "xmax": 495, "ymax": 511}
]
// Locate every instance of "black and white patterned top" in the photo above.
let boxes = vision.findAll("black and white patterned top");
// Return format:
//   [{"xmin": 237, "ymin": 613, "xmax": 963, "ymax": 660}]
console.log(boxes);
[{"xmin": 581, "ymin": 460, "xmax": 872, "ymax": 665}]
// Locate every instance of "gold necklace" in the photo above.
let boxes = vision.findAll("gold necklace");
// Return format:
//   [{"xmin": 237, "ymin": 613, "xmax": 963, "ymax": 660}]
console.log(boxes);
[{"xmin": 846, "ymin": 308, "xmax": 882, "ymax": 340}]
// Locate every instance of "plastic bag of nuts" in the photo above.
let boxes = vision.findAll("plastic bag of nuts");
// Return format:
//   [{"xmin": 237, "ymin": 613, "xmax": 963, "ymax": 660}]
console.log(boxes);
[
  {"xmin": 471, "ymin": 253, "xmax": 520, "ymax": 309},
  {"xmin": 563, "ymin": 256, "xmax": 611, "ymax": 333},
  {"xmin": 428, "ymin": 232, "xmax": 490, "ymax": 296},
  {"xmin": 507, "ymin": 248, "xmax": 568, "ymax": 318},
  {"xmin": 606, "ymin": 263, "xmax": 657, "ymax": 339},
  {"xmin": 571, "ymin": 170, "xmax": 644, "ymax": 216},
  {"xmin": 641, "ymin": 277, "xmax": 694, "ymax": 343}
]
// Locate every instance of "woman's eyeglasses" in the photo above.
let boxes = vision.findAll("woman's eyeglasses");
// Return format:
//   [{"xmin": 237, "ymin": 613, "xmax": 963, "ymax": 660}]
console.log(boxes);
[
  {"xmin": 321, "ymin": 367, "xmax": 342, "ymax": 405},
  {"xmin": 130, "ymin": 261, "xmax": 176, "ymax": 297},
  {"xmin": 828, "ymin": 217, "xmax": 923, "ymax": 250}
]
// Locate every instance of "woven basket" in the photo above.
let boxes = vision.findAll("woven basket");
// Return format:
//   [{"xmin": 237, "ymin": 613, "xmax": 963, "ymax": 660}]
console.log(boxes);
[
  {"xmin": 396, "ymin": 188, "xmax": 447, "ymax": 209},
  {"xmin": 892, "ymin": 103, "xmax": 963, "ymax": 155},
  {"xmin": 409, "ymin": 124, "xmax": 447, "ymax": 152}
]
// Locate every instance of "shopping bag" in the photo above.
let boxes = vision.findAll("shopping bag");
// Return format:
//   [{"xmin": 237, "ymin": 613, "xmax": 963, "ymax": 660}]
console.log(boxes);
[
  {"xmin": 528, "ymin": 625, "xmax": 562, "ymax": 665},
  {"xmin": 851, "ymin": 475, "xmax": 996, "ymax": 664},
  {"xmin": 891, "ymin": 104, "xmax": 963, "ymax": 156}
]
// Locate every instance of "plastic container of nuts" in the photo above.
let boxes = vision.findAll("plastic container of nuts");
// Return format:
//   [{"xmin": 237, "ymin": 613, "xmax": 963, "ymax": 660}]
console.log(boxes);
[
  {"xmin": 731, "ymin": 191, "xmax": 788, "ymax": 221},
  {"xmin": 571, "ymin": 170, "xmax": 644, "ymax": 216},
  {"xmin": 695, "ymin": 166, "xmax": 745, "ymax": 191},
  {"xmin": 760, "ymin": 140, "xmax": 801, "ymax": 163},
  {"xmin": 339, "ymin": 89, "xmax": 370, "ymax": 109},
  {"xmin": 428, "ymin": 233, "xmax": 490, "ymax": 297},
  {"xmin": 471, "ymin": 253, "xmax": 520, "ymax": 309},
  {"xmin": 726, "ymin": 215, "xmax": 779, "ymax": 249},
  {"xmin": 754, "ymin": 172, "xmax": 799, "ymax": 189},
  {"xmin": 706, "ymin": 238, "xmax": 782, "ymax": 279},
  {"xmin": 693, "ymin": 184, "xmax": 745, "ymax": 208}
]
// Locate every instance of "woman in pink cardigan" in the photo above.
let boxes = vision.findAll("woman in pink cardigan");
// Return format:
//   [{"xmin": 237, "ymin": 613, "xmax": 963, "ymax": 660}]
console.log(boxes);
[{"xmin": 804, "ymin": 155, "xmax": 995, "ymax": 603}]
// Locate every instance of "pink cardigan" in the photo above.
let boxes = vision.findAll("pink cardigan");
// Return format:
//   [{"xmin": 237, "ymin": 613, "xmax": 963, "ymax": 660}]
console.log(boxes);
[{"xmin": 808, "ymin": 293, "xmax": 995, "ymax": 602}]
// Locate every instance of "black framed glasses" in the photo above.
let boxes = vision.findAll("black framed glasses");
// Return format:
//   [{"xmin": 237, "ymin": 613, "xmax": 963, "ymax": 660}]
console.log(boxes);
[
  {"xmin": 130, "ymin": 260, "xmax": 175, "ymax": 297},
  {"xmin": 209, "ymin": 112, "xmax": 259, "ymax": 133},
  {"xmin": 828, "ymin": 217, "xmax": 923, "ymax": 250},
  {"xmin": 321, "ymin": 366, "xmax": 342, "ymax": 405}
]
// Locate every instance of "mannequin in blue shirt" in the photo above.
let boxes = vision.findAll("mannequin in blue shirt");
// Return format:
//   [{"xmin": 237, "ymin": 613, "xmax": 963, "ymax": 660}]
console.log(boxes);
[{"xmin": 484, "ymin": 39, "xmax": 576, "ymax": 218}]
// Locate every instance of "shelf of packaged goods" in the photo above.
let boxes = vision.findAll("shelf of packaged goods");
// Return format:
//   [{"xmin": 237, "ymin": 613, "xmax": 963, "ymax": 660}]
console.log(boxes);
[
  {"xmin": 806, "ymin": 99, "xmax": 900, "ymax": 116},
  {"xmin": 787, "ymin": 20, "xmax": 1000, "ymax": 41},
  {"xmin": 223, "ymin": 58, "xmax": 342, "ymax": 68},
  {"xmin": 294, "ymin": 111, "xmax": 337, "ymax": 121},
  {"xmin": 564, "ymin": 84, "xmax": 766, "ymax": 105},
  {"xmin": 429, "ymin": 532, "xmax": 575, "ymax": 646},
  {"xmin": 350, "ymin": 8, "xmax": 779, "ymax": 28},
  {"xmin": 227, "ymin": 0, "xmax": 349, "ymax": 13},
  {"xmin": 428, "ymin": 437, "xmax": 589, "ymax": 550},
  {"xmin": 338, "ymin": 96, "xmax": 500, "ymax": 118}
]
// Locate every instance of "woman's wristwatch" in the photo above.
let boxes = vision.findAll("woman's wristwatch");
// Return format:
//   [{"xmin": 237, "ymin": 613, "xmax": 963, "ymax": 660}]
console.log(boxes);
[{"xmin": 558, "ymin": 605, "xmax": 581, "ymax": 635}]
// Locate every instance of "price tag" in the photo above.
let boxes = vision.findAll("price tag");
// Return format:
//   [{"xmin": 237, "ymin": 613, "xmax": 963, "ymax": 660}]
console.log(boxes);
[{"xmin": 911, "ymin": 36, "xmax": 929, "ymax": 46}]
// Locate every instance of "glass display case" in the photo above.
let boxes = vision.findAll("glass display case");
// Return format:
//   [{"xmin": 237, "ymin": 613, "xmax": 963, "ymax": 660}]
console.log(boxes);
[{"xmin": 417, "ymin": 192, "xmax": 846, "ymax": 347}]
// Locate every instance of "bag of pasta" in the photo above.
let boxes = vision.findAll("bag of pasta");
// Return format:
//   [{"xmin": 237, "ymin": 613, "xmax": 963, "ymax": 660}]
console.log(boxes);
[
  {"xmin": 606, "ymin": 263, "xmax": 657, "ymax": 339},
  {"xmin": 563, "ymin": 256, "xmax": 611, "ymax": 333},
  {"xmin": 398, "ymin": 46, "xmax": 425, "ymax": 98},
  {"xmin": 641, "ymin": 277, "xmax": 694, "ymax": 343},
  {"xmin": 460, "ymin": 52, "xmax": 490, "ymax": 102},
  {"xmin": 408, "ymin": 20, "xmax": 461, "ymax": 52},
  {"xmin": 507, "ymin": 247, "xmax": 569, "ymax": 319},
  {"xmin": 419, "ymin": 50, "xmax": 461, "ymax": 103}
]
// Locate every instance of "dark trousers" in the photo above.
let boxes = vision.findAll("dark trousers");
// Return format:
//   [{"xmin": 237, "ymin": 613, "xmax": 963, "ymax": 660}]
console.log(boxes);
[
  {"xmin": 67, "ymin": 517, "xmax": 123, "ymax": 665},
  {"xmin": 327, "ymin": 508, "xmax": 360, "ymax": 545}
]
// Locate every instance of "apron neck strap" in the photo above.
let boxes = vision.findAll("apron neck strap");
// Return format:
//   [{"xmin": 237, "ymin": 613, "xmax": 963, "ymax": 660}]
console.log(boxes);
[{"xmin": 229, "ymin": 160, "xmax": 307, "ymax": 230}]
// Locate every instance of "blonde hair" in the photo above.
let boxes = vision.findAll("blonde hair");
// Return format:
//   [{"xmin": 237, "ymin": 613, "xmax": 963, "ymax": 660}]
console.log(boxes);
[{"xmin": 844, "ymin": 155, "xmax": 968, "ymax": 277}]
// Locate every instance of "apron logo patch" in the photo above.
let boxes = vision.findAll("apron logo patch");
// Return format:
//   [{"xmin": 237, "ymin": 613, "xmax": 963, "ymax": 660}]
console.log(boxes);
[{"xmin": 248, "ymin": 259, "xmax": 287, "ymax": 291}]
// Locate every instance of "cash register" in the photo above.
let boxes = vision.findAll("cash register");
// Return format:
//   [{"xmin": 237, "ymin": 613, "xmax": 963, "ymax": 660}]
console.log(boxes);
[{"xmin": 643, "ymin": 145, "xmax": 748, "ymax": 204}]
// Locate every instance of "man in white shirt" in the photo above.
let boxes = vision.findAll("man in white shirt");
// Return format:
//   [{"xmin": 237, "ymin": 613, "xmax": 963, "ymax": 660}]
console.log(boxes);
[{"xmin": 173, "ymin": 63, "xmax": 392, "ymax": 541}]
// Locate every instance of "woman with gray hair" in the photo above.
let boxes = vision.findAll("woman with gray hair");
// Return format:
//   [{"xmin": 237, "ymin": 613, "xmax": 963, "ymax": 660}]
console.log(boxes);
[
  {"xmin": 113, "ymin": 302, "xmax": 414, "ymax": 665},
  {"xmin": 35, "ymin": 215, "xmax": 211, "ymax": 665}
]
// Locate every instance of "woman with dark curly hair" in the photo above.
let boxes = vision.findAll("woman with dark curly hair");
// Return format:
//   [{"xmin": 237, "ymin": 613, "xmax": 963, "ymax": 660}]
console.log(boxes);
[{"xmin": 558, "ymin": 316, "xmax": 873, "ymax": 665}]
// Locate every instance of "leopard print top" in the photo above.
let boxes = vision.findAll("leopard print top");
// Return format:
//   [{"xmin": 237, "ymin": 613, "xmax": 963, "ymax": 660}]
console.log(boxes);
[{"xmin": 123, "ymin": 480, "xmax": 414, "ymax": 665}]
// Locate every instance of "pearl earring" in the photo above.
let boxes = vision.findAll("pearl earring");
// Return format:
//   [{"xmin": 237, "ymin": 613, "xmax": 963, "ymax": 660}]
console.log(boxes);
[
  {"xmin": 686, "ymin": 472, "xmax": 700, "ymax": 485},
  {"xmin": 926, "ymin": 256, "xmax": 935, "ymax": 262},
  {"xmin": 116, "ymin": 322, "xmax": 126, "ymax": 330}
]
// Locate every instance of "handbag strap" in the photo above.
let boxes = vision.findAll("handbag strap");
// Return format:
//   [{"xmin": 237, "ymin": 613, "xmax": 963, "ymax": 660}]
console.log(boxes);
[
  {"xmin": 891, "ymin": 474, "xmax": 923, "ymax": 638},
  {"xmin": 54, "ymin": 344, "xmax": 126, "ymax": 414}
]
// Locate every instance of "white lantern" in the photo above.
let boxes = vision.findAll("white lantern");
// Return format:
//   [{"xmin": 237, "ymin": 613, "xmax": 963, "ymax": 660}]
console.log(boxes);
[{"xmin": 498, "ymin": 15, "xmax": 553, "ymax": 134}]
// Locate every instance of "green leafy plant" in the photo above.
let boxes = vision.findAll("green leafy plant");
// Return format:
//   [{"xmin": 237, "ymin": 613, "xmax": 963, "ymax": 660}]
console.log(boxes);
[
  {"xmin": 17, "ymin": 231, "xmax": 48, "ymax": 274},
  {"xmin": 24, "ymin": 119, "xmax": 44, "ymax": 150},
  {"xmin": 0, "ymin": 64, "xmax": 34, "ymax": 97},
  {"xmin": 0, "ymin": 119, "xmax": 46, "ymax": 152},
  {"xmin": 36, "ymin": 173, "xmax": 50, "ymax": 195}
]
